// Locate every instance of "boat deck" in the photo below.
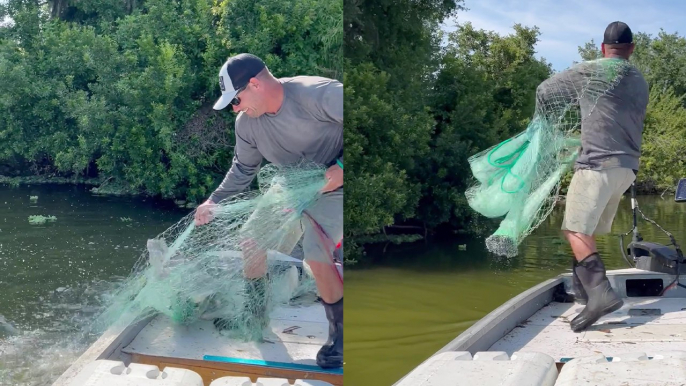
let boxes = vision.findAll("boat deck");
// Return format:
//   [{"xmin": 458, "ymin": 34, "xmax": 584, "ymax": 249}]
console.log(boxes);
[
  {"xmin": 114, "ymin": 301, "xmax": 342, "ymax": 385},
  {"xmin": 122, "ymin": 303, "xmax": 328, "ymax": 365},
  {"xmin": 490, "ymin": 297, "xmax": 686, "ymax": 361}
]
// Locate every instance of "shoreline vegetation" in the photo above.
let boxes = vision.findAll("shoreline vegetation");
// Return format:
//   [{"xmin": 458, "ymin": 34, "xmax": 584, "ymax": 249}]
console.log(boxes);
[
  {"xmin": 2, "ymin": 1, "xmax": 685, "ymax": 265},
  {"xmin": 0, "ymin": 0, "xmax": 341, "ymax": 209},
  {"xmin": 0, "ymin": 174, "xmax": 199, "ymax": 208},
  {"xmin": 344, "ymin": 1, "xmax": 686, "ymax": 264}
]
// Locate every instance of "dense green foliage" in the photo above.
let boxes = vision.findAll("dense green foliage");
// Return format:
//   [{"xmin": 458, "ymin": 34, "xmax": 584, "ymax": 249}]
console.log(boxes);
[
  {"xmin": 629, "ymin": 31, "xmax": 686, "ymax": 192},
  {"xmin": 0, "ymin": 0, "xmax": 342, "ymax": 201},
  {"xmin": 3, "ymin": 1, "xmax": 685, "ymax": 265},
  {"xmin": 345, "ymin": 5, "xmax": 686, "ymax": 263},
  {"xmin": 344, "ymin": 0, "xmax": 467, "ymax": 262}
]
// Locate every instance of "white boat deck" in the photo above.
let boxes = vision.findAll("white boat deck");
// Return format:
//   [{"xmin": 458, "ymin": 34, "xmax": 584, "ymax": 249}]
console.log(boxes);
[
  {"xmin": 490, "ymin": 297, "xmax": 686, "ymax": 361},
  {"xmin": 121, "ymin": 303, "xmax": 330, "ymax": 368},
  {"xmin": 53, "ymin": 297, "xmax": 343, "ymax": 386}
]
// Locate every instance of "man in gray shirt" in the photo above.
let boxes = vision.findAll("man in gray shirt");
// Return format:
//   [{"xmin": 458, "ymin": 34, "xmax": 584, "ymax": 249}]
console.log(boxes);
[
  {"xmin": 536, "ymin": 21, "xmax": 649, "ymax": 332},
  {"xmin": 194, "ymin": 53, "xmax": 343, "ymax": 368}
]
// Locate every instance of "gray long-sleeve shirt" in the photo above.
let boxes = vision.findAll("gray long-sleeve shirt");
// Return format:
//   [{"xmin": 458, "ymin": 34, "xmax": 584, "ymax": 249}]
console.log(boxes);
[
  {"xmin": 208, "ymin": 76, "xmax": 343, "ymax": 203},
  {"xmin": 536, "ymin": 58, "xmax": 649, "ymax": 171}
]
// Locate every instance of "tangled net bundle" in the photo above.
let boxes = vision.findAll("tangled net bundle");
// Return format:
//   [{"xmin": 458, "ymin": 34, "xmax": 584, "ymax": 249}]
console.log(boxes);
[
  {"xmin": 93, "ymin": 162, "xmax": 331, "ymax": 340},
  {"xmin": 466, "ymin": 58, "xmax": 634, "ymax": 257}
]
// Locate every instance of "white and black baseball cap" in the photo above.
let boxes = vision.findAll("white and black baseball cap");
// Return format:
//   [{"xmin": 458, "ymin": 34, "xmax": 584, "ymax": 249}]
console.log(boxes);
[{"xmin": 213, "ymin": 53, "xmax": 266, "ymax": 110}]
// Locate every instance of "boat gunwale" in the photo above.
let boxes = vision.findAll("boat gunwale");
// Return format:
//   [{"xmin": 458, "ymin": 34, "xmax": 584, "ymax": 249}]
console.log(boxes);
[
  {"xmin": 51, "ymin": 315, "xmax": 155, "ymax": 386},
  {"xmin": 391, "ymin": 276, "xmax": 562, "ymax": 385},
  {"xmin": 435, "ymin": 277, "xmax": 562, "ymax": 355}
]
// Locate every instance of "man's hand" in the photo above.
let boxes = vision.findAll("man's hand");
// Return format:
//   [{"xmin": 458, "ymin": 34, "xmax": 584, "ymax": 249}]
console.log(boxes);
[
  {"xmin": 194, "ymin": 200, "xmax": 217, "ymax": 226},
  {"xmin": 321, "ymin": 163, "xmax": 343, "ymax": 193}
]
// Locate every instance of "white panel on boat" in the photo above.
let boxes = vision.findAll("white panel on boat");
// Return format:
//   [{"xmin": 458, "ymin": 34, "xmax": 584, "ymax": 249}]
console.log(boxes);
[
  {"xmin": 209, "ymin": 376, "xmax": 333, "ymax": 385},
  {"xmin": 65, "ymin": 360, "xmax": 204, "ymax": 386},
  {"xmin": 394, "ymin": 351, "xmax": 558, "ymax": 386},
  {"xmin": 583, "ymin": 323, "xmax": 686, "ymax": 343},
  {"xmin": 121, "ymin": 304, "xmax": 327, "ymax": 365},
  {"xmin": 554, "ymin": 351, "xmax": 686, "ymax": 386},
  {"xmin": 490, "ymin": 298, "xmax": 686, "ymax": 361}
]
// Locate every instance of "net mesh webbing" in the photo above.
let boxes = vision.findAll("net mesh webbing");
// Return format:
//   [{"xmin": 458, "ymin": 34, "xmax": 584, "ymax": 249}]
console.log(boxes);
[
  {"xmin": 466, "ymin": 58, "xmax": 634, "ymax": 257},
  {"xmin": 93, "ymin": 162, "xmax": 332, "ymax": 340}
]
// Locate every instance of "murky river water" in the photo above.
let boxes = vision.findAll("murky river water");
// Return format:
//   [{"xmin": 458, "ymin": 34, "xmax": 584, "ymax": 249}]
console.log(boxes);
[
  {"xmin": 0, "ymin": 183, "xmax": 188, "ymax": 385},
  {"xmin": 345, "ymin": 195, "xmax": 686, "ymax": 385}
]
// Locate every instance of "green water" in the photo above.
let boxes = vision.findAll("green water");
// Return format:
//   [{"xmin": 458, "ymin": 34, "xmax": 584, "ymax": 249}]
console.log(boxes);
[
  {"xmin": 0, "ymin": 183, "xmax": 189, "ymax": 385},
  {"xmin": 3, "ymin": 184, "xmax": 685, "ymax": 386},
  {"xmin": 345, "ymin": 195, "xmax": 686, "ymax": 385}
]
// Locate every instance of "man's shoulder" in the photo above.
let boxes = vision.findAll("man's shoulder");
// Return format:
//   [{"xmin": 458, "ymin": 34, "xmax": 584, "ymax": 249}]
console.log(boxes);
[
  {"xmin": 618, "ymin": 65, "xmax": 649, "ymax": 105},
  {"xmin": 627, "ymin": 65, "xmax": 649, "ymax": 87},
  {"xmin": 280, "ymin": 75, "xmax": 341, "ymax": 88},
  {"xmin": 280, "ymin": 76, "xmax": 342, "ymax": 104}
]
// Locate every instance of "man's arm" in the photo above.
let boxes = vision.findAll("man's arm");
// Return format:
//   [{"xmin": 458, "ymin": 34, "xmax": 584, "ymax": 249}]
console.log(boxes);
[
  {"xmin": 311, "ymin": 78, "xmax": 343, "ymax": 165},
  {"xmin": 208, "ymin": 120, "xmax": 263, "ymax": 204},
  {"xmin": 310, "ymin": 79, "xmax": 344, "ymax": 192}
]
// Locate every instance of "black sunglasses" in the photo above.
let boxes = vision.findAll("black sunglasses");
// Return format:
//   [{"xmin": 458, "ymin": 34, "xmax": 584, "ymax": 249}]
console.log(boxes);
[{"xmin": 230, "ymin": 85, "xmax": 248, "ymax": 106}]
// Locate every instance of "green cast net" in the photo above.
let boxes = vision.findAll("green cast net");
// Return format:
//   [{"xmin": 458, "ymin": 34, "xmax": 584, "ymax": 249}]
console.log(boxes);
[
  {"xmin": 466, "ymin": 58, "xmax": 635, "ymax": 257},
  {"xmin": 93, "ymin": 161, "xmax": 334, "ymax": 340}
]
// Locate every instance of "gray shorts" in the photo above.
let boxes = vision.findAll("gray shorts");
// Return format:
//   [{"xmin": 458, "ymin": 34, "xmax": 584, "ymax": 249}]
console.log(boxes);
[
  {"xmin": 301, "ymin": 187, "xmax": 343, "ymax": 264},
  {"xmin": 240, "ymin": 187, "xmax": 343, "ymax": 265},
  {"xmin": 561, "ymin": 168, "xmax": 635, "ymax": 235}
]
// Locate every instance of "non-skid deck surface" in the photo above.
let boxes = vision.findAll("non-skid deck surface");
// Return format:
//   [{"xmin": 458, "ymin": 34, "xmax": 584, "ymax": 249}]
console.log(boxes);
[
  {"xmin": 121, "ymin": 303, "xmax": 328, "ymax": 367},
  {"xmin": 490, "ymin": 297, "xmax": 686, "ymax": 361}
]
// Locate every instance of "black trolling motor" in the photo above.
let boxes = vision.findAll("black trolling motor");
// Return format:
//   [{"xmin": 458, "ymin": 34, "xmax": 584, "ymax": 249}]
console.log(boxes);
[{"xmin": 619, "ymin": 178, "xmax": 686, "ymax": 294}]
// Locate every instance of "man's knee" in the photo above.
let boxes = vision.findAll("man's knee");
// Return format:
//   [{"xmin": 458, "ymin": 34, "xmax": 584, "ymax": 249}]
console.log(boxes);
[
  {"xmin": 241, "ymin": 238, "xmax": 268, "ymax": 278},
  {"xmin": 564, "ymin": 229, "xmax": 593, "ymax": 240}
]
